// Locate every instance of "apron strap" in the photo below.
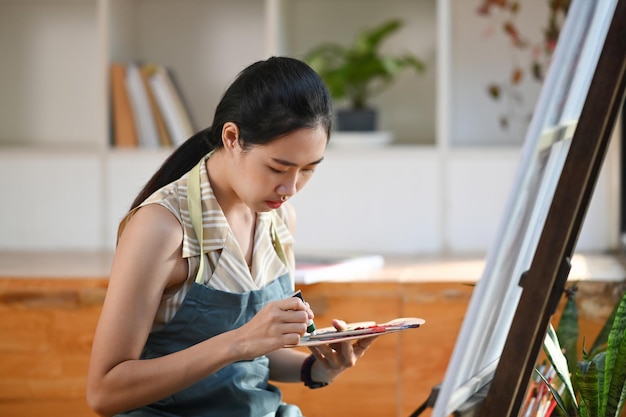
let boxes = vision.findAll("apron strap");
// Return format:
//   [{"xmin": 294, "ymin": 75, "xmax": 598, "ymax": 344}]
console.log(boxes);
[
  {"xmin": 270, "ymin": 216, "xmax": 287, "ymax": 266},
  {"xmin": 187, "ymin": 159, "xmax": 206, "ymax": 284}
]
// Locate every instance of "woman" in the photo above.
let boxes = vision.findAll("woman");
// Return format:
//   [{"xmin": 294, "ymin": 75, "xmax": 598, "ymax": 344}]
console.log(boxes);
[{"xmin": 87, "ymin": 57, "xmax": 376, "ymax": 417}]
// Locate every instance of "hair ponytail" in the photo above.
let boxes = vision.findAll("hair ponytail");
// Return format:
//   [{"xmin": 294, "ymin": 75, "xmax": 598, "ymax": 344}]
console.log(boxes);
[{"xmin": 130, "ymin": 127, "xmax": 213, "ymax": 210}]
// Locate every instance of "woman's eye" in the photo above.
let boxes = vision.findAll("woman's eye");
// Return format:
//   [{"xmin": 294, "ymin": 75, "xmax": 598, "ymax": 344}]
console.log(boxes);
[{"xmin": 269, "ymin": 167, "xmax": 286, "ymax": 174}]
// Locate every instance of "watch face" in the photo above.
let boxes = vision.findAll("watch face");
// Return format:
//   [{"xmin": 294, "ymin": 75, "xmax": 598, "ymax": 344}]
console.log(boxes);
[{"xmin": 306, "ymin": 380, "xmax": 329, "ymax": 389}]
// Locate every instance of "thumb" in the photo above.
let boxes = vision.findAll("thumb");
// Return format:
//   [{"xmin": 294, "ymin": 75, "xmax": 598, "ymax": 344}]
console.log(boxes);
[{"xmin": 332, "ymin": 319, "xmax": 347, "ymax": 331}]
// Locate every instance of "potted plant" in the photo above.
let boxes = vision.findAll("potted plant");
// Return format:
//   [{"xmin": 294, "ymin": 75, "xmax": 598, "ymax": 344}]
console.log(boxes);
[
  {"xmin": 531, "ymin": 287, "xmax": 626, "ymax": 417},
  {"xmin": 303, "ymin": 19, "xmax": 426, "ymax": 135}
]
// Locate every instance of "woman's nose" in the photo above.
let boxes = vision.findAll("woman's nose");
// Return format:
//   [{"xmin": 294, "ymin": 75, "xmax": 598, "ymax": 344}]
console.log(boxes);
[{"xmin": 276, "ymin": 173, "xmax": 298, "ymax": 197}]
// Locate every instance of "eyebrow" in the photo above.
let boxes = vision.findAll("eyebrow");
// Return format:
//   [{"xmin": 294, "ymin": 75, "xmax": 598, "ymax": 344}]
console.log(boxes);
[{"xmin": 271, "ymin": 157, "xmax": 325, "ymax": 167}]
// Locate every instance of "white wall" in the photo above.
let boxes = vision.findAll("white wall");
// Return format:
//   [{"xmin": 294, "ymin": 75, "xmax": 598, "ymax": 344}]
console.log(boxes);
[
  {"xmin": 290, "ymin": 146, "xmax": 444, "ymax": 255},
  {"xmin": 0, "ymin": 142, "xmax": 617, "ymax": 256},
  {"xmin": 449, "ymin": 0, "xmax": 551, "ymax": 146}
]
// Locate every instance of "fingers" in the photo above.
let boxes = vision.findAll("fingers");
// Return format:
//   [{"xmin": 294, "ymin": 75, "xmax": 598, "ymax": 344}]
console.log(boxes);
[
  {"xmin": 250, "ymin": 300, "xmax": 310, "ymax": 338},
  {"xmin": 345, "ymin": 337, "xmax": 371, "ymax": 360},
  {"xmin": 235, "ymin": 298, "xmax": 317, "ymax": 358},
  {"xmin": 290, "ymin": 292, "xmax": 315, "ymax": 320},
  {"xmin": 277, "ymin": 297, "xmax": 315, "ymax": 325},
  {"xmin": 270, "ymin": 299, "xmax": 310, "ymax": 325},
  {"xmin": 307, "ymin": 317, "xmax": 381, "ymax": 363},
  {"xmin": 355, "ymin": 335, "xmax": 378, "ymax": 351},
  {"xmin": 304, "ymin": 301, "xmax": 315, "ymax": 321},
  {"xmin": 279, "ymin": 297, "xmax": 307, "ymax": 312},
  {"xmin": 309, "ymin": 336, "xmax": 376, "ymax": 369},
  {"xmin": 352, "ymin": 337, "xmax": 376, "ymax": 357},
  {"xmin": 308, "ymin": 345, "xmax": 336, "ymax": 365},
  {"xmin": 331, "ymin": 318, "xmax": 347, "ymax": 330}
]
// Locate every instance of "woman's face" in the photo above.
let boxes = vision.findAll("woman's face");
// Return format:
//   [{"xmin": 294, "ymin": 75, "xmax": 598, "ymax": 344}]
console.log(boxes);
[{"xmin": 233, "ymin": 125, "xmax": 328, "ymax": 212}]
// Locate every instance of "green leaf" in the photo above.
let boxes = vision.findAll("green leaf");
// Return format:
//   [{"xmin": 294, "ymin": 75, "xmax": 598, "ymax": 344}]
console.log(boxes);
[
  {"xmin": 355, "ymin": 19, "xmax": 403, "ymax": 53},
  {"xmin": 302, "ymin": 19, "xmax": 426, "ymax": 108},
  {"xmin": 535, "ymin": 368, "xmax": 572, "ymax": 416},
  {"xmin": 545, "ymin": 323, "xmax": 579, "ymax": 408},
  {"xmin": 575, "ymin": 359, "xmax": 599, "ymax": 417},
  {"xmin": 557, "ymin": 287, "xmax": 580, "ymax": 372},
  {"xmin": 592, "ymin": 352, "xmax": 606, "ymax": 415},
  {"xmin": 603, "ymin": 293, "xmax": 626, "ymax": 417}
]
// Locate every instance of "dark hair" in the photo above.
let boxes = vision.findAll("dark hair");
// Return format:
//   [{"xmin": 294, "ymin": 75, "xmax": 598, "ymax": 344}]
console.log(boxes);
[{"xmin": 130, "ymin": 56, "xmax": 333, "ymax": 210}]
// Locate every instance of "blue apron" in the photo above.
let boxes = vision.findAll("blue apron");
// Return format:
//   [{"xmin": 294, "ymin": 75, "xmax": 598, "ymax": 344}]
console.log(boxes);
[{"xmin": 116, "ymin": 273, "xmax": 303, "ymax": 417}]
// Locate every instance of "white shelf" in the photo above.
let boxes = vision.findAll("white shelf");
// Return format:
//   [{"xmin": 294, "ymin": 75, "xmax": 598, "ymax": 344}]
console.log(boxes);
[
  {"xmin": 106, "ymin": 0, "xmax": 270, "ymax": 137},
  {"xmin": 0, "ymin": 1, "xmax": 619, "ymax": 256}
]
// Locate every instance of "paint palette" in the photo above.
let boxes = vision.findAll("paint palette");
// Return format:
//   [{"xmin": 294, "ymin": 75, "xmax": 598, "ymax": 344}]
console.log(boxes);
[{"xmin": 290, "ymin": 317, "xmax": 425, "ymax": 347}]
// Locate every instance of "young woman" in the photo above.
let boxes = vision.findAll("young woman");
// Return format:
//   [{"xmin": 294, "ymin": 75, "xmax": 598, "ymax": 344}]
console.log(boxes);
[{"xmin": 87, "ymin": 57, "xmax": 376, "ymax": 417}]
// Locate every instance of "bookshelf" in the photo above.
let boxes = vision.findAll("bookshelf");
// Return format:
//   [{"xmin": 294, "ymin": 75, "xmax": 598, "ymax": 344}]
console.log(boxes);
[
  {"xmin": 278, "ymin": 0, "xmax": 438, "ymax": 146},
  {"xmin": 0, "ymin": 0, "xmax": 619, "ymax": 257},
  {"xmin": 0, "ymin": 1, "xmax": 103, "ymax": 150}
]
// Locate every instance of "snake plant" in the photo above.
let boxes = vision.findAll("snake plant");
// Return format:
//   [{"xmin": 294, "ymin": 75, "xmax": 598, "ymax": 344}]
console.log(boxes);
[{"xmin": 539, "ymin": 287, "xmax": 626, "ymax": 417}]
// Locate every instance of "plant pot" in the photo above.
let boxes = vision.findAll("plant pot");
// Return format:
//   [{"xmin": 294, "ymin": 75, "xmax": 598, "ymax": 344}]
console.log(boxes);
[{"xmin": 336, "ymin": 108, "xmax": 377, "ymax": 131}]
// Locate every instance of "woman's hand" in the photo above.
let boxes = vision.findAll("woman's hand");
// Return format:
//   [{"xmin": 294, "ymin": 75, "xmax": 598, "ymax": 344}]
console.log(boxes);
[
  {"xmin": 308, "ymin": 319, "xmax": 378, "ymax": 383},
  {"xmin": 233, "ymin": 297, "xmax": 312, "ymax": 360}
]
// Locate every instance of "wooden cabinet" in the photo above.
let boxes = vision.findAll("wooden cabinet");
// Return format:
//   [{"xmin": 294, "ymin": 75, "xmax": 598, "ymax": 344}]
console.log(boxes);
[
  {"xmin": 0, "ymin": 278, "xmax": 107, "ymax": 417},
  {"xmin": 399, "ymin": 283, "xmax": 476, "ymax": 417},
  {"xmin": 0, "ymin": 276, "xmax": 475, "ymax": 417},
  {"xmin": 0, "ymin": 269, "xmax": 622, "ymax": 417}
]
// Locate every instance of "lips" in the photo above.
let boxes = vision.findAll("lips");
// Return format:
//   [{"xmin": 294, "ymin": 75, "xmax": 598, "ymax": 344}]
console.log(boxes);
[{"xmin": 267, "ymin": 200, "xmax": 283, "ymax": 209}]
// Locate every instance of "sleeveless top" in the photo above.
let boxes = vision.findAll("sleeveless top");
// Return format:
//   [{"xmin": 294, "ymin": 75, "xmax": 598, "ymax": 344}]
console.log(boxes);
[{"xmin": 117, "ymin": 153, "xmax": 296, "ymax": 328}]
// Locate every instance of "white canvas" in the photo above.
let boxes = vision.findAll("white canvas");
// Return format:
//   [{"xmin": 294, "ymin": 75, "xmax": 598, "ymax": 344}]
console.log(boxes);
[{"xmin": 431, "ymin": 1, "xmax": 619, "ymax": 416}]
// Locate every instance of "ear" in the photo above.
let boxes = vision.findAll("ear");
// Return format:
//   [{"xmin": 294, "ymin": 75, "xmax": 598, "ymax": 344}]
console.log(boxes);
[{"xmin": 221, "ymin": 122, "xmax": 241, "ymax": 151}]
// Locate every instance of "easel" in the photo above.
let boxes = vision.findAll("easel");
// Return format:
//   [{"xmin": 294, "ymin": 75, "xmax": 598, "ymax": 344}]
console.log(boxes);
[
  {"xmin": 480, "ymin": 0, "xmax": 626, "ymax": 414},
  {"xmin": 415, "ymin": 1, "xmax": 626, "ymax": 416}
]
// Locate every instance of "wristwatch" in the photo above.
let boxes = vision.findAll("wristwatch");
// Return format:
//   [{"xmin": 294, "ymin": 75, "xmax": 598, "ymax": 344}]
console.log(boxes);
[{"xmin": 300, "ymin": 354, "xmax": 329, "ymax": 389}]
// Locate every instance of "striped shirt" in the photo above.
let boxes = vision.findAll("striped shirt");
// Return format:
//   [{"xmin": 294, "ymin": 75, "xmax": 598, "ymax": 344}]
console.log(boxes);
[{"xmin": 118, "ymin": 154, "xmax": 296, "ymax": 328}]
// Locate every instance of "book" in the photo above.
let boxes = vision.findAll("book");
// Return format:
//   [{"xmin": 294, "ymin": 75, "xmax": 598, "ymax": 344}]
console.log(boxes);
[
  {"xmin": 294, "ymin": 254, "xmax": 385, "ymax": 284},
  {"xmin": 148, "ymin": 65, "xmax": 195, "ymax": 146},
  {"xmin": 140, "ymin": 64, "xmax": 173, "ymax": 148},
  {"xmin": 167, "ymin": 70, "xmax": 196, "ymax": 138},
  {"xmin": 110, "ymin": 63, "xmax": 139, "ymax": 148},
  {"xmin": 125, "ymin": 63, "xmax": 160, "ymax": 148}
]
